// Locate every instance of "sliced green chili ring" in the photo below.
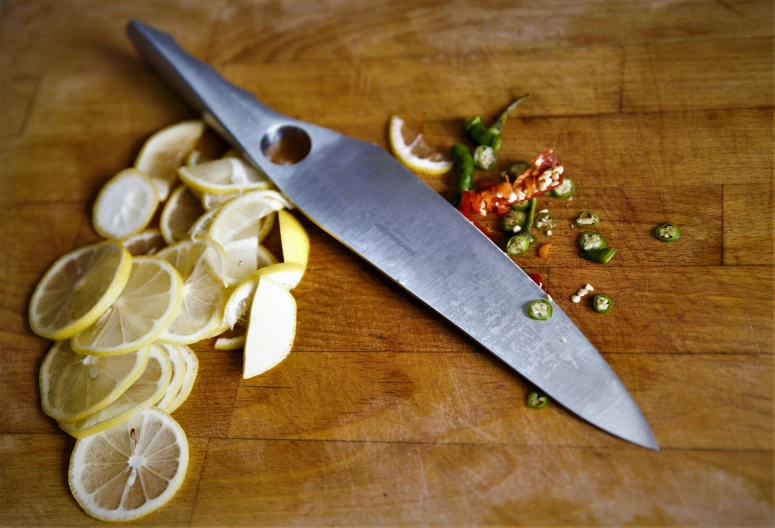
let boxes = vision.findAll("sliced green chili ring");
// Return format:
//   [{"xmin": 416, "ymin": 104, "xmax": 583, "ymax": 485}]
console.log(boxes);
[
  {"xmin": 535, "ymin": 212, "xmax": 557, "ymax": 232},
  {"xmin": 592, "ymin": 294, "xmax": 613, "ymax": 314},
  {"xmin": 575, "ymin": 211, "xmax": 600, "ymax": 227},
  {"xmin": 580, "ymin": 248, "xmax": 617, "ymax": 264},
  {"xmin": 527, "ymin": 391, "xmax": 549, "ymax": 409},
  {"xmin": 511, "ymin": 201, "xmax": 530, "ymax": 212},
  {"xmin": 506, "ymin": 234, "xmax": 531, "ymax": 256},
  {"xmin": 501, "ymin": 210, "xmax": 526, "ymax": 232},
  {"xmin": 473, "ymin": 145, "xmax": 497, "ymax": 170},
  {"xmin": 507, "ymin": 161, "xmax": 531, "ymax": 178},
  {"xmin": 655, "ymin": 222, "xmax": 680, "ymax": 242},
  {"xmin": 526, "ymin": 299, "xmax": 553, "ymax": 321},
  {"xmin": 449, "ymin": 144, "xmax": 474, "ymax": 205},
  {"xmin": 490, "ymin": 93, "xmax": 530, "ymax": 134},
  {"xmin": 525, "ymin": 232, "xmax": 537, "ymax": 248},
  {"xmin": 550, "ymin": 177, "xmax": 575, "ymax": 199},
  {"xmin": 578, "ymin": 231, "xmax": 607, "ymax": 251}
]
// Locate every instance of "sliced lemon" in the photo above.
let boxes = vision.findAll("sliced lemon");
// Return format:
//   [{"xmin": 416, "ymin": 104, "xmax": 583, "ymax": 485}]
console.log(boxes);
[
  {"xmin": 71, "ymin": 257, "xmax": 183, "ymax": 356},
  {"xmin": 155, "ymin": 344, "xmax": 186, "ymax": 411},
  {"xmin": 60, "ymin": 344, "xmax": 171, "ymax": 439},
  {"xmin": 207, "ymin": 191, "xmax": 287, "ymax": 285},
  {"xmin": 68, "ymin": 408, "xmax": 189, "ymax": 522},
  {"xmin": 214, "ymin": 334, "xmax": 245, "ymax": 350},
  {"xmin": 122, "ymin": 229, "xmax": 167, "ymax": 256},
  {"xmin": 243, "ymin": 278, "xmax": 297, "ymax": 379},
  {"xmin": 187, "ymin": 207, "xmax": 221, "ymax": 239},
  {"xmin": 135, "ymin": 120, "xmax": 205, "ymax": 201},
  {"xmin": 201, "ymin": 190, "xmax": 241, "ymax": 211},
  {"xmin": 29, "ymin": 241, "xmax": 132, "ymax": 340},
  {"xmin": 278, "ymin": 210, "xmax": 310, "ymax": 268},
  {"xmin": 223, "ymin": 263, "xmax": 305, "ymax": 330},
  {"xmin": 92, "ymin": 169, "xmax": 158, "ymax": 241},
  {"xmin": 178, "ymin": 157, "xmax": 272, "ymax": 195},
  {"xmin": 157, "ymin": 239, "xmax": 228, "ymax": 344},
  {"xmin": 162, "ymin": 345, "xmax": 198, "ymax": 414},
  {"xmin": 160, "ymin": 185, "xmax": 205, "ymax": 245},
  {"xmin": 39, "ymin": 341, "xmax": 150, "ymax": 423},
  {"xmin": 388, "ymin": 115, "xmax": 453, "ymax": 175}
]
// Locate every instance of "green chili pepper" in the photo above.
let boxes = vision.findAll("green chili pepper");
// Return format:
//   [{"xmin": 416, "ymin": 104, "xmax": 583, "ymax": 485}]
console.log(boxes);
[
  {"xmin": 655, "ymin": 222, "xmax": 680, "ymax": 242},
  {"xmin": 490, "ymin": 135, "xmax": 502, "ymax": 152},
  {"xmin": 506, "ymin": 234, "xmax": 531, "ymax": 256},
  {"xmin": 473, "ymin": 145, "xmax": 497, "ymax": 170},
  {"xmin": 490, "ymin": 93, "xmax": 530, "ymax": 135},
  {"xmin": 580, "ymin": 248, "xmax": 617, "ymax": 264},
  {"xmin": 525, "ymin": 232, "xmax": 537, "ymax": 248},
  {"xmin": 501, "ymin": 210, "xmax": 526, "ymax": 232},
  {"xmin": 592, "ymin": 294, "xmax": 613, "ymax": 314},
  {"xmin": 463, "ymin": 115, "xmax": 481, "ymax": 134},
  {"xmin": 526, "ymin": 299, "xmax": 553, "ymax": 321},
  {"xmin": 464, "ymin": 117, "xmax": 499, "ymax": 149},
  {"xmin": 527, "ymin": 391, "xmax": 549, "ymax": 409},
  {"xmin": 535, "ymin": 212, "xmax": 557, "ymax": 232},
  {"xmin": 507, "ymin": 161, "xmax": 531, "ymax": 178},
  {"xmin": 578, "ymin": 231, "xmax": 607, "ymax": 251},
  {"xmin": 449, "ymin": 144, "xmax": 474, "ymax": 205},
  {"xmin": 511, "ymin": 201, "xmax": 530, "ymax": 212},
  {"xmin": 575, "ymin": 211, "xmax": 600, "ymax": 227},
  {"xmin": 550, "ymin": 177, "xmax": 575, "ymax": 199},
  {"xmin": 525, "ymin": 198, "xmax": 537, "ymax": 231}
]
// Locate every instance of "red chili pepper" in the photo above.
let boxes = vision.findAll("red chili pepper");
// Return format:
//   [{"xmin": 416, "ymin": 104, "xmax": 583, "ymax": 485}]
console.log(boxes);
[
  {"xmin": 458, "ymin": 210, "xmax": 494, "ymax": 241},
  {"xmin": 527, "ymin": 273, "xmax": 545, "ymax": 290}
]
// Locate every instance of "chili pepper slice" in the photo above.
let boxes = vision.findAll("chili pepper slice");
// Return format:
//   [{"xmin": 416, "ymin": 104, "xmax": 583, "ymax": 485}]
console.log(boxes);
[
  {"xmin": 473, "ymin": 145, "xmax": 497, "ymax": 170},
  {"xmin": 575, "ymin": 211, "xmax": 600, "ymax": 227},
  {"xmin": 580, "ymin": 248, "xmax": 617, "ymax": 264},
  {"xmin": 551, "ymin": 177, "xmax": 575, "ymax": 199},
  {"xmin": 538, "ymin": 243, "xmax": 552, "ymax": 258},
  {"xmin": 578, "ymin": 231, "xmax": 607, "ymax": 251},
  {"xmin": 490, "ymin": 93, "xmax": 530, "ymax": 135},
  {"xmin": 655, "ymin": 222, "xmax": 680, "ymax": 242},
  {"xmin": 525, "ymin": 232, "xmax": 537, "ymax": 248},
  {"xmin": 535, "ymin": 212, "xmax": 557, "ymax": 232},
  {"xmin": 526, "ymin": 299, "xmax": 553, "ymax": 321},
  {"xmin": 592, "ymin": 294, "xmax": 613, "ymax": 313},
  {"xmin": 511, "ymin": 201, "xmax": 530, "ymax": 212},
  {"xmin": 501, "ymin": 210, "xmax": 526, "ymax": 232},
  {"xmin": 506, "ymin": 234, "xmax": 531, "ymax": 256},
  {"xmin": 527, "ymin": 391, "xmax": 550, "ymax": 409},
  {"xmin": 527, "ymin": 273, "xmax": 544, "ymax": 290},
  {"xmin": 449, "ymin": 144, "xmax": 474, "ymax": 206},
  {"xmin": 507, "ymin": 161, "xmax": 531, "ymax": 179}
]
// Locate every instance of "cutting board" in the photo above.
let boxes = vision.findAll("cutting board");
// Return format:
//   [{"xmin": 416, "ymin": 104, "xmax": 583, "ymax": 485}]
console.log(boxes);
[{"xmin": 1, "ymin": 0, "xmax": 773, "ymax": 525}]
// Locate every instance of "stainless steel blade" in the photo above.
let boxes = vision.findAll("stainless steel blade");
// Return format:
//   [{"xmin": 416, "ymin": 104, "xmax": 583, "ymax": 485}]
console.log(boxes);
[{"xmin": 127, "ymin": 20, "xmax": 658, "ymax": 450}]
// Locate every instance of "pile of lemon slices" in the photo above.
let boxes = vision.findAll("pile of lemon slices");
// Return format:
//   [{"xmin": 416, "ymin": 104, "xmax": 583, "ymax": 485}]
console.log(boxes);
[{"xmin": 29, "ymin": 121, "xmax": 309, "ymax": 522}]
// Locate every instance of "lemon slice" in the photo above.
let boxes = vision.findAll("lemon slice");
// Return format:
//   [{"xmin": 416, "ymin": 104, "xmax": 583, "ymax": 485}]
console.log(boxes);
[
  {"xmin": 278, "ymin": 210, "xmax": 310, "ymax": 268},
  {"xmin": 243, "ymin": 278, "xmax": 297, "ymax": 379},
  {"xmin": 71, "ymin": 257, "xmax": 184, "ymax": 356},
  {"xmin": 178, "ymin": 157, "xmax": 272, "ymax": 195},
  {"xmin": 208, "ymin": 191, "xmax": 287, "ymax": 285},
  {"xmin": 92, "ymin": 169, "xmax": 159, "ymax": 240},
  {"xmin": 155, "ymin": 344, "xmax": 186, "ymax": 411},
  {"xmin": 214, "ymin": 334, "xmax": 245, "ymax": 350},
  {"xmin": 160, "ymin": 185, "xmax": 205, "ymax": 245},
  {"xmin": 39, "ymin": 341, "xmax": 150, "ymax": 423},
  {"xmin": 60, "ymin": 344, "xmax": 171, "ymax": 439},
  {"xmin": 68, "ymin": 408, "xmax": 189, "ymax": 522},
  {"xmin": 161, "ymin": 344, "xmax": 198, "ymax": 414},
  {"xmin": 122, "ymin": 229, "xmax": 167, "ymax": 256},
  {"xmin": 157, "ymin": 239, "xmax": 228, "ymax": 344},
  {"xmin": 29, "ymin": 241, "xmax": 132, "ymax": 340},
  {"xmin": 135, "ymin": 120, "xmax": 205, "ymax": 201},
  {"xmin": 187, "ymin": 207, "xmax": 221, "ymax": 239},
  {"xmin": 388, "ymin": 116, "xmax": 453, "ymax": 175}
]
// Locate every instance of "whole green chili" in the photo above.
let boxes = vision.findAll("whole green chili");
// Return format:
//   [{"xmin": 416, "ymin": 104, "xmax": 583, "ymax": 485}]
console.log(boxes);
[
  {"xmin": 449, "ymin": 144, "xmax": 474, "ymax": 205},
  {"xmin": 490, "ymin": 93, "xmax": 530, "ymax": 135}
]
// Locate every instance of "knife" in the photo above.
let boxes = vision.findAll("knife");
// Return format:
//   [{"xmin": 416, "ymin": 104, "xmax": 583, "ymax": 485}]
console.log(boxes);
[{"xmin": 126, "ymin": 20, "xmax": 658, "ymax": 450}]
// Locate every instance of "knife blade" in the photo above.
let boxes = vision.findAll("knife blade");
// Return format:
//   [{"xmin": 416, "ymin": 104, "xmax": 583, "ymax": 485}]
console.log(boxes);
[{"xmin": 127, "ymin": 20, "xmax": 658, "ymax": 450}]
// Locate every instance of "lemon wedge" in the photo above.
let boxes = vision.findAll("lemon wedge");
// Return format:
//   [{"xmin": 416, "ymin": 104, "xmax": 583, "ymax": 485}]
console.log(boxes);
[
  {"xmin": 92, "ymin": 169, "xmax": 159, "ymax": 240},
  {"xmin": 122, "ymin": 229, "xmax": 167, "ymax": 256},
  {"xmin": 388, "ymin": 116, "xmax": 453, "ymax": 175},
  {"xmin": 187, "ymin": 207, "xmax": 220, "ymax": 239},
  {"xmin": 71, "ymin": 257, "xmax": 183, "ymax": 356},
  {"xmin": 178, "ymin": 157, "xmax": 272, "ymax": 195},
  {"xmin": 157, "ymin": 239, "xmax": 228, "ymax": 344},
  {"xmin": 60, "ymin": 344, "xmax": 171, "ymax": 439},
  {"xmin": 160, "ymin": 344, "xmax": 198, "ymax": 414},
  {"xmin": 39, "ymin": 341, "xmax": 150, "ymax": 423},
  {"xmin": 29, "ymin": 241, "xmax": 132, "ymax": 340},
  {"xmin": 160, "ymin": 185, "xmax": 205, "ymax": 245},
  {"xmin": 68, "ymin": 408, "xmax": 189, "ymax": 521},
  {"xmin": 243, "ymin": 278, "xmax": 297, "ymax": 379},
  {"xmin": 135, "ymin": 120, "xmax": 205, "ymax": 201}
]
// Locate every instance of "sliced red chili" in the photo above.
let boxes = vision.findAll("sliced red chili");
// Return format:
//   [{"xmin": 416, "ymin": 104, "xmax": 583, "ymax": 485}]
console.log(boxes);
[{"xmin": 527, "ymin": 273, "xmax": 545, "ymax": 290}]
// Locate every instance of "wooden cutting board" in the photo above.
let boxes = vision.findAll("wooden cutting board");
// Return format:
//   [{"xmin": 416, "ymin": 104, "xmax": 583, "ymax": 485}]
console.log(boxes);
[{"xmin": 1, "ymin": 0, "xmax": 773, "ymax": 525}]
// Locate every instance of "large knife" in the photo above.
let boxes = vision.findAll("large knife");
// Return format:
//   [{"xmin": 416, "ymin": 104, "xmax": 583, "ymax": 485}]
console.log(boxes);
[{"xmin": 127, "ymin": 20, "xmax": 658, "ymax": 450}]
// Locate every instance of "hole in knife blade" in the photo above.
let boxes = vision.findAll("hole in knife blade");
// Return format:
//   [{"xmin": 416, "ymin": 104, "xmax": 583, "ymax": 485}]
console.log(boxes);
[{"xmin": 260, "ymin": 125, "xmax": 311, "ymax": 165}]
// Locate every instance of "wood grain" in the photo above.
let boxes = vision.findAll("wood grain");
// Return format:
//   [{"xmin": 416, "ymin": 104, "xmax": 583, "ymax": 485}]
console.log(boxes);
[{"xmin": 1, "ymin": 0, "xmax": 773, "ymax": 525}]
